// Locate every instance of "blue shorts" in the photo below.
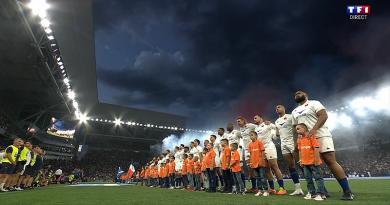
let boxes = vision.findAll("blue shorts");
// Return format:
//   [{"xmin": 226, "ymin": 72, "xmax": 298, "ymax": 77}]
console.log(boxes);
[{"xmin": 0, "ymin": 162, "xmax": 15, "ymax": 174}]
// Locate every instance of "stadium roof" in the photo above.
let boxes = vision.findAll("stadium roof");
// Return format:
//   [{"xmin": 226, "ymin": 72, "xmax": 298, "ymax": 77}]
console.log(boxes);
[
  {"xmin": 0, "ymin": 0, "xmax": 186, "ymax": 131},
  {"xmin": 47, "ymin": 0, "xmax": 186, "ymax": 126},
  {"xmin": 0, "ymin": 0, "xmax": 69, "ymax": 124}
]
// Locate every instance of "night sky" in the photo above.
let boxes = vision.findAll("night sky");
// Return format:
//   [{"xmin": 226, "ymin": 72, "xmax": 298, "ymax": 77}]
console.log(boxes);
[{"xmin": 93, "ymin": 0, "xmax": 390, "ymax": 128}]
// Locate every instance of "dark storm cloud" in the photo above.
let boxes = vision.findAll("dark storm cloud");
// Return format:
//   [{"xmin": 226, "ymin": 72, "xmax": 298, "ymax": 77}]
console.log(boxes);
[{"xmin": 94, "ymin": 0, "xmax": 390, "ymax": 127}]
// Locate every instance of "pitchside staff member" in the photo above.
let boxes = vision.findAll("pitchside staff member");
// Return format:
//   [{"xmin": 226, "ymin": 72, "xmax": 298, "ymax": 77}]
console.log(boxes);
[
  {"xmin": 23, "ymin": 146, "xmax": 44, "ymax": 188},
  {"xmin": 291, "ymin": 90, "xmax": 353, "ymax": 200},
  {"xmin": 0, "ymin": 138, "xmax": 22, "ymax": 192},
  {"xmin": 15, "ymin": 141, "xmax": 33, "ymax": 191}
]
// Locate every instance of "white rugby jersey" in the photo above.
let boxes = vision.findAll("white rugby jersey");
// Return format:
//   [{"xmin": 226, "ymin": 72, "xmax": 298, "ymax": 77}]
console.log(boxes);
[
  {"xmin": 218, "ymin": 133, "xmax": 227, "ymax": 141},
  {"xmin": 216, "ymin": 134, "xmax": 226, "ymax": 150},
  {"xmin": 174, "ymin": 150, "xmax": 183, "ymax": 162},
  {"xmin": 291, "ymin": 100, "xmax": 332, "ymax": 138},
  {"xmin": 275, "ymin": 114, "xmax": 294, "ymax": 143},
  {"xmin": 255, "ymin": 122, "xmax": 276, "ymax": 145},
  {"xmin": 238, "ymin": 123, "xmax": 257, "ymax": 149},
  {"xmin": 225, "ymin": 130, "xmax": 240, "ymax": 145},
  {"xmin": 190, "ymin": 145, "xmax": 203, "ymax": 158}
]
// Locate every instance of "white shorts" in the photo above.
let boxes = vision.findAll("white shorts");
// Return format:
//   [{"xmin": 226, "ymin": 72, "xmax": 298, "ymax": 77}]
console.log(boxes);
[
  {"xmin": 264, "ymin": 143, "xmax": 278, "ymax": 160},
  {"xmin": 215, "ymin": 155, "xmax": 221, "ymax": 168},
  {"xmin": 281, "ymin": 141, "xmax": 295, "ymax": 155},
  {"xmin": 175, "ymin": 161, "xmax": 183, "ymax": 172},
  {"xmin": 317, "ymin": 137, "xmax": 335, "ymax": 153}
]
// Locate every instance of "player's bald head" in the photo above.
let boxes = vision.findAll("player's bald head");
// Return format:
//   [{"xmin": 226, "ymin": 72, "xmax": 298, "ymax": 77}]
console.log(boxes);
[{"xmin": 275, "ymin": 104, "xmax": 286, "ymax": 115}]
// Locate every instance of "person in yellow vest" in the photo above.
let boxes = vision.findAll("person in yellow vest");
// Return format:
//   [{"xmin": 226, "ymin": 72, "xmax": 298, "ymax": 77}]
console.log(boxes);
[
  {"xmin": 11, "ymin": 140, "xmax": 31, "ymax": 191},
  {"xmin": 21, "ymin": 146, "xmax": 37, "ymax": 188},
  {"xmin": 25, "ymin": 147, "xmax": 44, "ymax": 189},
  {"xmin": 16, "ymin": 142, "xmax": 34, "ymax": 190},
  {"xmin": 0, "ymin": 138, "xmax": 23, "ymax": 192}
]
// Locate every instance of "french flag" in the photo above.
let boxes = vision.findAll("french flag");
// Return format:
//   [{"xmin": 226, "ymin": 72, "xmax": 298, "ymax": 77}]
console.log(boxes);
[{"xmin": 127, "ymin": 164, "xmax": 135, "ymax": 179}]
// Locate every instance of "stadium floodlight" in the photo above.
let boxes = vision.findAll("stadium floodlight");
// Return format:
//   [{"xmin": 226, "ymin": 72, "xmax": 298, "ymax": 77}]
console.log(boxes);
[
  {"xmin": 327, "ymin": 112, "xmax": 338, "ymax": 131},
  {"xmin": 61, "ymin": 69, "xmax": 65, "ymax": 73},
  {"xmin": 47, "ymin": 35, "xmax": 54, "ymax": 40},
  {"xmin": 56, "ymin": 57, "xmax": 61, "ymax": 61},
  {"xmin": 72, "ymin": 101, "xmax": 79, "ymax": 109},
  {"xmin": 350, "ymin": 97, "xmax": 366, "ymax": 110},
  {"xmin": 375, "ymin": 86, "xmax": 390, "ymax": 111},
  {"xmin": 40, "ymin": 19, "xmax": 50, "ymax": 28},
  {"xmin": 355, "ymin": 109, "xmax": 367, "ymax": 117},
  {"xmin": 114, "ymin": 118, "xmax": 122, "ymax": 126},
  {"xmin": 58, "ymin": 61, "xmax": 63, "ymax": 66},
  {"xmin": 339, "ymin": 113, "xmax": 353, "ymax": 128},
  {"xmin": 67, "ymin": 90, "xmax": 76, "ymax": 100},
  {"xmin": 28, "ymin": 0, "xmax": 49, "ymax": 18},
  {"xmin": 78, "ymin": 113, "xmax": 89, "ymax": 124},
  {"xmin": 44, "ymin": 28, "xmax": 52, "ymax": 34},
  {"xmin": 60, "ymin": 65, "xmax": 64, "ymax": 69},
  {"xmin": 64, "ymin": 77, "xmax": 69, "ymax": 84}
]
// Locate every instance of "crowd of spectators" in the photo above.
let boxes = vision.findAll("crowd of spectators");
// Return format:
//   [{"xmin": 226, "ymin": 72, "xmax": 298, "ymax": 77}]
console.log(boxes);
[
  {"xmin": 41, "ymin": 144, "xmax": 73, "ymax": 154},
  {"xmin": 338, "ymin": 150, "xmax": 390, "ymax": 177},
  {"xmin": 0, "ymin": 111, "xmax": 10, "ymax": 131}
]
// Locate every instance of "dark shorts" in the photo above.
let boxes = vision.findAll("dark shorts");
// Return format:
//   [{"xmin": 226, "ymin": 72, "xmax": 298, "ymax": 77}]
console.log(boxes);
[
  {"xmin": 15, "ymin": 161, "xmax": 27, "ymax": 173},
  {"xmin": 23, "ymin": 166, "xmax": 35, "ymax": 176},
  {"xmin": 0, "ymin": 162, "xmax": 15, "ymax": 174}
]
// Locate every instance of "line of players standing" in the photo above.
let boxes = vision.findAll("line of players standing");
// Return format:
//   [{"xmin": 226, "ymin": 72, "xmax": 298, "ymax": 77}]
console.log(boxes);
[
  {"xmin": 137, "ymin": 90, "xmax": 354, "ymax": 201},
  {"xmin": 0, "ymin": 138, "xmax": 44, "ymax": 192}
]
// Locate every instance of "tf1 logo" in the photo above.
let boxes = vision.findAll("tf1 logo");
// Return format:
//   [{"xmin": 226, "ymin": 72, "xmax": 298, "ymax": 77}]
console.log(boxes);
[{"xmin": 347, "ymin": 5, "xmax": 371, "ymax": 20}]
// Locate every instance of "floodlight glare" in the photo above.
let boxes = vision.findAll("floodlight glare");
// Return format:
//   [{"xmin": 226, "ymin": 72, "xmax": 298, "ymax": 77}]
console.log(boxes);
[
  {"xmin": 114, "ymin": 119, "xmax": 122, "ymax": 126},
  {"xmin": 28, "ymin": 0, "xmax": 49, "ymax": 18},
  {"xmin": 40, "ymin": 19, "xmax": 50, "ymax": 27},
  {"xmin": 67, "ymin": 90, "xmax": 76, "ymax": 100}
]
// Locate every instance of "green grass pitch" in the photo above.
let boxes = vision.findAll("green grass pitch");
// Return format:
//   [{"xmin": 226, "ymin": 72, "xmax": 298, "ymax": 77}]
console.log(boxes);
[{"xmin": 1, "ymin": 179, "xmax": 389, "ymax": 205}]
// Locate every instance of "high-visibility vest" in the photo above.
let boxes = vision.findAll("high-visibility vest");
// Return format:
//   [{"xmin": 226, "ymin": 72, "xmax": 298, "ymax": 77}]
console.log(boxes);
[
  {"xmin": 1, "ymin": 145, "xmax": 19, "ymax": 164},
  {"xmin": 18, "ymin": 147, "xmax": 29, "ymax": 161},
  {"xmin": 30, "ymin": 152, "xmax": 37, "ymax": 166}
]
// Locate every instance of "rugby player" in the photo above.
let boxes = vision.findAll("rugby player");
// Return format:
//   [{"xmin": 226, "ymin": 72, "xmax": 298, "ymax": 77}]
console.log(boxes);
[
  {"xmin": 236, "ymin": 116, "xmax": 257, "ymax": 193},
  {"xmin": 274, "ymin": 104, "xmax": 304, "ymax": 195},
  {"xmin": 225, "ymin": 123, "xmax": 240, "ymax": 145},
  {"xmin": 254, "ymin": 115, "xmax": 287, "ymax": 195},
  {"xmin": 210, "ymin": 134, "xmax": 224, "ymax": 190},
  {"xmin": 292, "ymin": 90, "xmax": 353, "ymax": 200}
]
